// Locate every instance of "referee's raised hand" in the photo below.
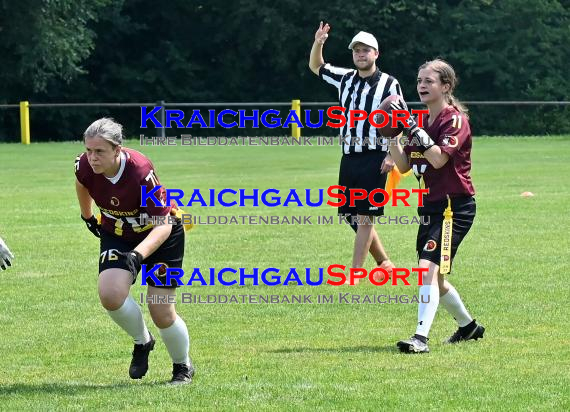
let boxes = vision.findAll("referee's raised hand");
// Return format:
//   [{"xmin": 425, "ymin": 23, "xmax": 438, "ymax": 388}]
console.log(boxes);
[{"xmin": 315, "ymin": 21, "xmax": 330, "ymax": 45}]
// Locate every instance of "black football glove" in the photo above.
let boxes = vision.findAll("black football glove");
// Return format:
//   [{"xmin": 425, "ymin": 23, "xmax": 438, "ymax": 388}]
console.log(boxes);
[
  {"xmin": 118, "ymin": 250, "xmax": 143, "ymax": 281},
  {"xmin": 81, "ymin": 215, "xmax": 101, "ymax": 238},
  {"xmin": 0, "ymin": 236, "xmax": 14, "ymax": 270},
  {"xmin": 389, "ymin": 100, "xmax": 435, "ymax": 152}
]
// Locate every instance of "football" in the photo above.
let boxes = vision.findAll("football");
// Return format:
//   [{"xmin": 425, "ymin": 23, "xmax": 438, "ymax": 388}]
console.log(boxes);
[{"xmin": 376, "ymin": 94, "xmax": 405, "ymax": 138}]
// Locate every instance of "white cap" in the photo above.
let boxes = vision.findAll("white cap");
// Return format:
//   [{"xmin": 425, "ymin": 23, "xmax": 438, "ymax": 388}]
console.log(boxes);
[{"xmin": 348, "ymin": 31, "xmax": 378, "ymax": 51}]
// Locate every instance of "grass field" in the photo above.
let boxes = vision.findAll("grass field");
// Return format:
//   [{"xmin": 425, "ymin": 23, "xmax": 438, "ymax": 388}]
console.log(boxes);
[{"xmin": 0, "ymin": 136, "xmax": 569, "ymax": 411}]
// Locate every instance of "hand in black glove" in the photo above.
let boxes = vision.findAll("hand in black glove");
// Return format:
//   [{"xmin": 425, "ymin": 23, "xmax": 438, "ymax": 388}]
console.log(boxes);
[
  {"xmin": 389, "ymin": 100, "xmax": 435, "ymax": 151},
  {"xmin": 118, "ymin": 250, "xmax": 143, "ymax": 280},
  {"xmin": 81, "ymin": 215, "xmax": 101, "ymax": 238},
  {"xmin": 0, "ymin": 236, "xmax": 14, "ymax": 270}
]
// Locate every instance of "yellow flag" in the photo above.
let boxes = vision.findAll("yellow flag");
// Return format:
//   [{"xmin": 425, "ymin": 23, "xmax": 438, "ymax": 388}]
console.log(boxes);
[
  {"xmin": 386, "ymin": 165, "xmax": 413, "ymax": 199},
  {"xmin": 440, "ymin": 196, "xmax": 453, "ymax": 274},
  {"xmin": 385, "ymin": 168, "xmax": 401, "ymax": 199},
  {"xmin": 174, "ymin": 207, "xmax": 195, "ymax": 232}
]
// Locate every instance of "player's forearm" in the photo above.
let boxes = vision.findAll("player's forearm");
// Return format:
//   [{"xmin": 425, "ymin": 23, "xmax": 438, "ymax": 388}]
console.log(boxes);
[
  {"xmin": 423, "ymin": 146, "xmax": 449, "ymax": 169},
  {"xmin": 309, "ymin": 41, "xmax": 325, "ymax": 75},
  {"xmin": 135, "ymin": 223, "xmax": 173, "ymax": 259},
  {"xmin": 388, "ymin": 140, "xmax": 411, "ymax": 173},
  {"xmin": 407, "ymin": 126, "xmax": 449, "ymax": 169},
  {"xmin": 75, "ymin": 179, "xmax": 94, "ymax": 218}
]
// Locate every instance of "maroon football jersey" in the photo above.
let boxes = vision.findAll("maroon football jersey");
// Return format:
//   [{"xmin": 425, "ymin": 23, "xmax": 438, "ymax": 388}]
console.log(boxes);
[
  {"xmin": 404, "ymin": 106, "xmax": 475, "ymax": 202},
  {"xmin": 75, "ymin": 148, "xmax": 171, "ymax": 242}
]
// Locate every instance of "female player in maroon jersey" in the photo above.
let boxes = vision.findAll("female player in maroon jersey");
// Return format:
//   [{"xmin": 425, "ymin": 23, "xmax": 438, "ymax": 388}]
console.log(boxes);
[
  {"xmin": 75, "ymin": 118, "xmax": 194, "ymax": 383},
  {"xmin": 387, "ymin": 59, "xmax": 485, "ymax": 353}
]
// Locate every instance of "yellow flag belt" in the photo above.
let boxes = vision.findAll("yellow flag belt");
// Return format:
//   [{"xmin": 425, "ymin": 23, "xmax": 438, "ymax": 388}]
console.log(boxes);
[{"xmin": 440, "ymin": 196, "xmax": 453, "ymax": 274}]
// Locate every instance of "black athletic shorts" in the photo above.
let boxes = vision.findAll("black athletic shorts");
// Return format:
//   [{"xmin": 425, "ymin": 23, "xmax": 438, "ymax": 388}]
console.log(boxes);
[
  {"xmin": 416, "ymin": 196, "xmax": 476, "ymax": 271},
  {"xmin": 99, "ymin": 223, "xmax": 185, "ymax": 288},
  {"xmin": 338, "ymin": 150, "xmax": 388, "ymax": 217}
]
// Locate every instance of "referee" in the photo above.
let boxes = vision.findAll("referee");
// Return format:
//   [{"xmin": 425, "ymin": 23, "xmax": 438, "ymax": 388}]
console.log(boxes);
[{"xmin": 309, "ymin": 22, "xmax": 403, "ymax": 280}]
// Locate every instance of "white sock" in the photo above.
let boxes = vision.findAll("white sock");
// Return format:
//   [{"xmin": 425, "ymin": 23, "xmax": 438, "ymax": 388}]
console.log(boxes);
[
  {"xmin": 440, "ymin": 285, "xmax": 473, "ymax": 327},
  {"xmin": 159, "ymin": 315, "xmax": 190, "ymax": 365},
  {"xmin": 107, "ymin": 295, "xmax": 151, "ymax": 345},
  {"xmin": 415, "ymin": 285, "xmax": 440, "ymax": 338}
]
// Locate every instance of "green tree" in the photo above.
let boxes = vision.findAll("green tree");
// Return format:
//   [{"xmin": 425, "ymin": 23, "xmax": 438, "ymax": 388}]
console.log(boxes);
[
  {"xmin": 435, "ymin": 0, "xmax": 570, "ymax": 133},
  {"xmin": 0, "ymin": 0, "xmax": 116, "ymax": 140},
  {"xmin": 2, "ymin": 0, "xmax": 568, "ymax": 140},
  {"xmin": 0, "ymin": 0, "xmax": 115, "ymax": 95}
]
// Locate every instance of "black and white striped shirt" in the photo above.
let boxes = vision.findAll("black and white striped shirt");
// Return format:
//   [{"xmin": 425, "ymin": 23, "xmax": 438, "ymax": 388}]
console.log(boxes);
[{"xmin": 320, "ymin": 63, "xmax": 403, "ymax": 155}]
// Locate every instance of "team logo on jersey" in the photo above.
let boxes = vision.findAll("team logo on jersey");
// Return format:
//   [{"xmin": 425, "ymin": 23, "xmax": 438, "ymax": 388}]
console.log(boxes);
[
  {"xmin": 110, "ymin": 197, "xmax": 120, "ymax": 206},
  {"xmin": 156, "ymin": 262, "xmax": 169, "ymax": 276},
  {"xmin": 442, "ymin": 135, "xmax": 458, "ymax": 148},
  {"xmin": 156, "ymin": 262, "xmax": 176, "ymax": 285},
  {"xmin": 424, "ymin": 240, "xmax": 437, "ymax": 252}
]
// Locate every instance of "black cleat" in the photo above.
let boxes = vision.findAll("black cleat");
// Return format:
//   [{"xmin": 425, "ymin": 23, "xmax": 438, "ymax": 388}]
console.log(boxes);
[
  {"xmin": 169, "ymin": 363, "xmax": 195, "ymax": 385},
  {"xmin": 129, "ymin": 333, "xmax": 155, "ymax": 379},
  {"xmin": 397, "ymin": 335, "xmax": 430, "ymax": 353},
  {"xmin": 446, "ymin": 321, "xmax": 485, "ymax": 344}
]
